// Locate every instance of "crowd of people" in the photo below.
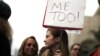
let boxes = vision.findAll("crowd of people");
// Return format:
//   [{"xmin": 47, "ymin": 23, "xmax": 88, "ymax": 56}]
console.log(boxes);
[
  {"xmin": 0, "ymin": 0, "xmax": 100, "ymax": 56},
  {"xmin": 18, "ymin": 28, "xmax": 100, "ymax": 56}
]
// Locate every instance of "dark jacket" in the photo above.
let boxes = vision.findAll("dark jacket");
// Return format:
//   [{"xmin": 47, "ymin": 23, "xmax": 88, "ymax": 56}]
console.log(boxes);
[{"xmin": 0, "ymin": 30, "xmax": 11, "ymax": 56}]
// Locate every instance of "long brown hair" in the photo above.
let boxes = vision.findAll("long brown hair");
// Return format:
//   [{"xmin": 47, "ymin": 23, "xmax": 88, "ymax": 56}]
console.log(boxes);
[
  {"xmin": 47, "ymin": 28, "xmax": 69, "ymax": 56},
  {"xmin": 0, "ymin": 18, "xmax": 12, "ymax": 44},
  {"xmin": 0, "ymin": 0, "xmax": 12, "ymax": 44},
  {"xmin": 18, "ymin": 36, "xmax": 38, "ymax": 56}
]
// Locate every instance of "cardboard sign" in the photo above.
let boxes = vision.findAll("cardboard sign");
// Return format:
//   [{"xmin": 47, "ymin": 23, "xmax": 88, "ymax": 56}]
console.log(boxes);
[{"xmin": 43, "ymin": 0, "xmax": 86, "ymax": 30}]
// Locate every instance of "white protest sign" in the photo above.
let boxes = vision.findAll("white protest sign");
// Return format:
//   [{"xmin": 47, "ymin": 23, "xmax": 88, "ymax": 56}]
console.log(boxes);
[{"xmin": 43, "ymin": 0, "xmax": 86, "ymax": 30}]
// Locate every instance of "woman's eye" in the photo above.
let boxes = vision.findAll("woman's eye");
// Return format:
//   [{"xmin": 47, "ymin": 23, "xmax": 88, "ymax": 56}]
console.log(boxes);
[
  {"xmin": 46, "ymin": 35, "xmax": 48, "ymax": 38},
  {"xmin": 56, "ymin": 51, "xmax": 60, "ymax": 53},
  {"xmin": 27, "ymin": 44, "xmax": 31, "ymax": 46},
  {"xmin": 55, "ymin": 50, "xmax": 60, "ymax": 53},
  {"xmin": 33, "ymin": 45, "xmax": 36, "ymax": 47}
]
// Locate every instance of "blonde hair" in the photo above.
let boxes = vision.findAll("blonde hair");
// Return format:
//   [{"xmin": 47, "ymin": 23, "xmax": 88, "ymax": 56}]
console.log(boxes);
[{"xmin": 18, "ymin": 36, "xmax": 38, "ymax": 56}]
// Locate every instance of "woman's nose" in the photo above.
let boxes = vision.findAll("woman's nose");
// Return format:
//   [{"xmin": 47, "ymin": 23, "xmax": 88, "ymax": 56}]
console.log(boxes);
[
  {"xmin": 44, "ymin": 40, "xmax": 46, "ymax": 43},
  {"xmin": 30, "ymin": 45, "xmax": 34, "ymax": 48},
  {"xmin": 44, "ymin": 38, "xmax": 46, "ymax": 43}
]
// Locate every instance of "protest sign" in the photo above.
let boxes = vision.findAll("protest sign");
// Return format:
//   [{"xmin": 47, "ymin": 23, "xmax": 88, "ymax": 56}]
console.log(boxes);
[{"xmin": 43, "ymin": 0, "xmax": 86, "ymax": 30}]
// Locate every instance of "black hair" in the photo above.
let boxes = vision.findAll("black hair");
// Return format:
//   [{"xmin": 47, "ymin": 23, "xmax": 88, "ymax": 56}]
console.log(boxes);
[{"xmin": 0, "ymin": 1, "xmax": 11, "ymax": 20}]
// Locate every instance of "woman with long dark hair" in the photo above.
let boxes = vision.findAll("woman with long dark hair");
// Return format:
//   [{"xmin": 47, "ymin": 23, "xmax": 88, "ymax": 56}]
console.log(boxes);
[{"xmin": 40, "ymin": 28, "xmax": 69, "ymax": 56}]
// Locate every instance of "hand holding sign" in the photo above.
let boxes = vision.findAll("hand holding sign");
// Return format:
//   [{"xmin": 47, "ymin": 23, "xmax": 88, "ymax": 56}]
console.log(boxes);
[{"xmin": 43, "ymin": 0, "xmax": 86, "ymax": 30}]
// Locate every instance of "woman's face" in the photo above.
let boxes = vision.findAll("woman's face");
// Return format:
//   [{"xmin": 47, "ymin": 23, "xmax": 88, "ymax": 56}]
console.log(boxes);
[
  {"xmin": 44, "ymin": 31, "xmax": 58, "ymax": 48},
  {"xmin": 24, "ymin": 38, "xmax": 37, "ymax": 56},
  {"xmin": 70, "ymin": 45, "xmax": 81, "ymax": 56}
]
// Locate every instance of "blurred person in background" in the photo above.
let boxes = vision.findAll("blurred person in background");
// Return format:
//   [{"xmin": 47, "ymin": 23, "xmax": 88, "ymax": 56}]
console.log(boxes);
[
  {"xmin": 0, "ymin": 0, "xmax": 12, "ymax": 56},
  {"xmin": 69, "ymin": 43, "xmax": 81, "ymax": 56}
]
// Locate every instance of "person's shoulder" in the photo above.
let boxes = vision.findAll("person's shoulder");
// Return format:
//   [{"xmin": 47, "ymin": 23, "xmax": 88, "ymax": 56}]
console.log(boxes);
[
  {"xmin": 40, "ymin": 47, "xmax": 47, "ymax": 51},
  {"xmin": 39, "ymin": 47, "xmax": 47, "ymax": 56}
]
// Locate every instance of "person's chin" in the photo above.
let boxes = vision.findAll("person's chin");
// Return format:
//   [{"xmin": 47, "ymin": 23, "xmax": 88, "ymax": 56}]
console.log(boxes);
[
  {"xmin": 44, "ymin": 45, "xmax": 49, "ymax": 48},
  {"xmin": 28, "ymin": 52, "xmax": 34, "ymax": 56}
]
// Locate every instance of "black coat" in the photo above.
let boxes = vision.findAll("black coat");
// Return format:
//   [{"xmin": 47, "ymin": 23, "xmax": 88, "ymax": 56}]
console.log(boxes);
[{"xmin": 0, "ymin": 30, "xmax": 11, "ymax": 56}]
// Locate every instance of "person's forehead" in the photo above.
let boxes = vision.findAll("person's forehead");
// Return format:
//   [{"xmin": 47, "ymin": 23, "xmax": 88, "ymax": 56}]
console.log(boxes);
[
  {"xmin": 73, "ymin": 45, "xmax": 80, "ymax": 48},
  {"xmin": 46, "ymin": 31, "xmax": 52, "ymax": 35},
  {"xmin": 26, "ymin": 38, "xmax": 35, "ymax": 43}
]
